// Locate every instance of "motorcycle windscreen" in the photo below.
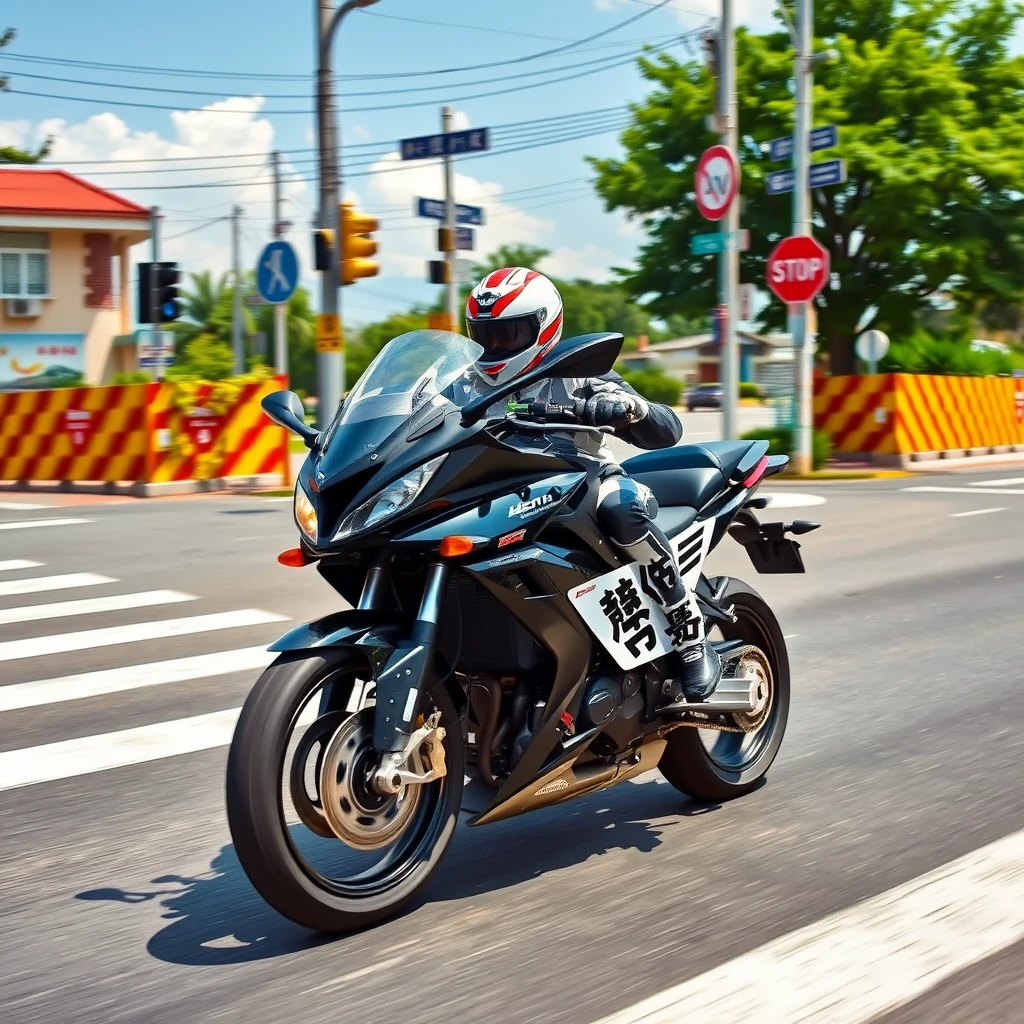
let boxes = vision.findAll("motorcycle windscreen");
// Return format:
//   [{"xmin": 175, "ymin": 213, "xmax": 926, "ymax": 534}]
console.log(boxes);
[{"xmin": 315, "ymin": 329, "xmax": 484, "ymax": 482}]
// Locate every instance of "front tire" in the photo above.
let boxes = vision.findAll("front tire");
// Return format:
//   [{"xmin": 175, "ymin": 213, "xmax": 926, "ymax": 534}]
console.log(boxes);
[
  {"xmin": 658, "ymin": 577, "xmax": 790, "ymax": 802},
  {"xmin": 226, "ymin": 650, "xmax": 464, "ymax": 932}
]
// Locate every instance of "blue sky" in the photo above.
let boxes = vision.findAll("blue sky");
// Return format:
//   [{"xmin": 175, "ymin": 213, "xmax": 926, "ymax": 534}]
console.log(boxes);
[{"xmin": 2, "ymin": 1, "xmax": 1020, "ymax": 326}]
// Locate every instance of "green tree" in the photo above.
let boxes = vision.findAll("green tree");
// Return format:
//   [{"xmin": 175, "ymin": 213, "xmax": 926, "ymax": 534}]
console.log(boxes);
[
  {"xmin": 346, "ymin": 308, "xmax": 431, "ymax": 389},
  {"xmin": 589, "ymin": 0, "xmax": 1024, "ymax": 374},
  {"xmin": 165, "ymin": 333, "xmax": 235, "ymax": 381},
  {"xmin": 253, "ymin": 286, "xmax": 317, "ymax": 394},
  {"xmin": 0, "ymin": 29, "xmax": 51, "ymax": 164}
]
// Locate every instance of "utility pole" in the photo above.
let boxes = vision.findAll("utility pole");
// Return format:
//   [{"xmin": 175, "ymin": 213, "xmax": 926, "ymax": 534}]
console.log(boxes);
[
  {"xmin": 789, "ymin": 0, "xmax": 814, "ymax": 473},
  {"xmin": 315, "ymin": 0, "xmax": 381, "ymax": 430},
  {"xmin": 719, "ymin": 0, "xmax": 740, "ymax": 442},
  {"xmin": 231, "ymin": 204, "xmax": 244, "ymax": 375},
  {"xmin": 271, "ymin": 149, "xmax": 288, "ymax": 377},
  {"xmin": 442, "ymin": 105, "xmax": 458, "ymax": 328}
]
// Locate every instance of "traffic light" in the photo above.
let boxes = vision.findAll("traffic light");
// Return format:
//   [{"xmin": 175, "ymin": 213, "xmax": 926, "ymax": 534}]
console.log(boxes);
[
  {"xmin": 137, "ymin": 261, "xmax": 181, "ymax": 324},
  {"xmin": 428, "ymin": 260, "xmax": 450, "ymax": 285},
  {"xmin": 313, "ymin": 228, "xmax": 334, "ymax": 272},
  {"xmin": 339, "ymin": 202, "xmax": 379, "ymax": 285}
]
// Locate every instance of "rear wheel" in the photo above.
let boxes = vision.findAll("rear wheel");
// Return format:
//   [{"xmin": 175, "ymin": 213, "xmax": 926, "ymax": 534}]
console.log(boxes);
[
  {"xmin": 658, "ymin": 577, "xmax": 790, "ymax": 801},
  {"xmin": 226, "ymin": 650, "xmax": 464, "ymax": 932}
]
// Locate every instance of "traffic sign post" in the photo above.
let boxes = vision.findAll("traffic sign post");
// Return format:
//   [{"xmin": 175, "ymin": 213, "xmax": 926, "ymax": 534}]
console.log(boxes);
[
  {"xmin": 256, "ymin": 240, "xmax": 299, "ymax": 305},
  {"xmin": 416, "ymin": 197, "xmax": 485, "ymax": 225},
  {"xmin": 856, "ymin": 329, "xmax": 890, "ymax": 374}
]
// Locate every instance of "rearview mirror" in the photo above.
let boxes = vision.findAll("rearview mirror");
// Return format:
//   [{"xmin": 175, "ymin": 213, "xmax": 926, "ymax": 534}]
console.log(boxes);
[
  {"xmin": 460, "ymin": 332, "xmax": 624, "ymax": 426},
  {"xmin": 262, "ymin": 391, "xmax": 320, "ymax": 449}
]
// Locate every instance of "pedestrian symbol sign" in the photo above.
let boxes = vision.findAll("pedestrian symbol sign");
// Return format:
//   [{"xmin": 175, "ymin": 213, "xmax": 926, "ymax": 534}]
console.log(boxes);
[{"xmin": 256, "ymin": 240, "xmax": 299, "ymax": 305}]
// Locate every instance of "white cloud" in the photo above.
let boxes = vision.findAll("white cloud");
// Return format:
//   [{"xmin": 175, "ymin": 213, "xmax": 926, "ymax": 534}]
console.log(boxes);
[
  {"xmin": 364, "ymin": 151, "xmax": 552, "ymax": 279},
  {"xmin": 0, "ymin": 99, "xmax": 312, "ymax": 288},
  {"xmin": 593, "ymin": 0, "xmax": 775, "ymax": 31},
  {"xmin": 451, "ymin": 110, "xmax": 471, "ymax": 131},
  {"xmin": 545, "ymin": 244, "xmax": 620, "ymax": 283}
]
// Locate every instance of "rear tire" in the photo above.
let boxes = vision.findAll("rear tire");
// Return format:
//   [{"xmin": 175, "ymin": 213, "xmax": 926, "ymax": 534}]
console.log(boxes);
[
  {"xmin": 226, "ymin": 650, "xmax": 464, "ymax": 932},
  {"xmin": 658, "ymin": 577, "xmax": 790, "ymax": 802}
]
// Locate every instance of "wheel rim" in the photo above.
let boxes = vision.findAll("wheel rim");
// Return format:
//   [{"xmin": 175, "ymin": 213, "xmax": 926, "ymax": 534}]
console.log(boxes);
[
  {"xmin": 277, "ymin": 668, "xmax": 453, "ymax": 901},
  {"xmin": 700, "ymin": 601, "xmax": 783, "ymax": 773}
]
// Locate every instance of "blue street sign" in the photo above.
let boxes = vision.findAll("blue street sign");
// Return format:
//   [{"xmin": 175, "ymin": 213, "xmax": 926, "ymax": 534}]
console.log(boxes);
[
  {"xmin": 415, "ymin": 197, "xmax": 485, "ymax": 225},
  {"xmin": 767, "ymin": 159, "xmax": 847, "ymax": 196},
  {"xmin": 400, "ymin": 128, "xmax": 491, "ymax": 161},
  {"xmin": 456, "ymin": 226, "xmax": 474, "ymax": 251},
  {"xmin": 256, "ymin": 240, "xmax": 299, "ymax": 304},
  {"xmin": 690, "ymin": 230, "xmax": 750, "ymax": 255},
  {"xmin": 768, "ymin": 125, "xmax": 839, "ymax": 163}
]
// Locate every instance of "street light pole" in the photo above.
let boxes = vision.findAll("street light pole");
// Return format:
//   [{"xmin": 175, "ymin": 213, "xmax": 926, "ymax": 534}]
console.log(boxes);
[
  {"xmin": 789, "ymin": 0, "xmax": 814, "ymax": 474},
  {"xmin": 315, "ymin": 0, "xmax": 381, "ymax": 430}
]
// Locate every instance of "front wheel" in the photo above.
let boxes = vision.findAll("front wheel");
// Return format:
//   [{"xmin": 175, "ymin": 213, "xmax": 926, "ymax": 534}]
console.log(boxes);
[
  {"xmin": 658, "ymin": 577, "xmax": 790, "ymax": 802},
  {"xmin": 226, "ymin": 650, "xmax": 464, "ymax": 932}
]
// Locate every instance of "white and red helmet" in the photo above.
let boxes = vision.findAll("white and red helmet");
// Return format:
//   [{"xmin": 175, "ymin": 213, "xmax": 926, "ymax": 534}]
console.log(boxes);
[{"xmin": 465, "ymin": 267, "xmax": 564, "ymax": 387}]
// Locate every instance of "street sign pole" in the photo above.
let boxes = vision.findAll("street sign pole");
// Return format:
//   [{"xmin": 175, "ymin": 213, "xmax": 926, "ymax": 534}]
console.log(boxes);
[
  {"xmin": 720, "ymin": 0, "xmax": 740, "ymax": 442},
  {"xmin": 790, "ymin": 0, "xmax": 814, "ymax": 473},
  {"xmin": 442, "ymin": 106, "xmax": 459, "ymax": 331},
  {"xmin": 272, "ymin": 149, "xmax": 288, "ymax": 377}
]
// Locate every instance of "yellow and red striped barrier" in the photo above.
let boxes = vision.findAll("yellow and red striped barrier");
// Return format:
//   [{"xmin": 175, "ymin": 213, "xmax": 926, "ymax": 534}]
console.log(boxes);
[
  {"xmin": 815, "ymin": 374, "xmax": 1024, "ymax": 458},
  {"xmin": 0, "ymin": 376, "xmax": 289, "ymax": 487}
]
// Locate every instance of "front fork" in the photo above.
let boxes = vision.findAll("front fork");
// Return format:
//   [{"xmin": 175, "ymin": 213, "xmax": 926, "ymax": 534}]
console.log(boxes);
[{"xmin": 370, "ymin": 561, "xmax": 448, "ymax": 753}]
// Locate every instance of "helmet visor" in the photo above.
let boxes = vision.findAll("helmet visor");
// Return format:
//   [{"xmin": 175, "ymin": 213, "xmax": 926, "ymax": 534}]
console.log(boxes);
[{"xmin": 466, "ymin": 313, "xmax": 540, "ymax": 360}]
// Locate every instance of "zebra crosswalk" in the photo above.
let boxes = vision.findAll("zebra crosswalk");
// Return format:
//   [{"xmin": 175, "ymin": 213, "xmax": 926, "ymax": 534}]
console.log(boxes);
[{"xmin": 0, "ymin": 550, "xmax": 289, "ymax": 792}]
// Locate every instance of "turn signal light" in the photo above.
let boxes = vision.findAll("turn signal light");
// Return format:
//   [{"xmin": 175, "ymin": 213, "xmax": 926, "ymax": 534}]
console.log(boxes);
[
  {"xmin": 439, "ymin": 535, "xmax": 474, "ymax": 557},
  {"xmin": 278, "ymin": 547, "xmax": 312, "ymax": 567}
]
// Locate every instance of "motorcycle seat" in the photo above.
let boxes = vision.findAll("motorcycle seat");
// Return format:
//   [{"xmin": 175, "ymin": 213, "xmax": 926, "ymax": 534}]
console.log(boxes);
[{"xmin": 622, "ymin": 441, "xmax": 758, "ymax": 512}]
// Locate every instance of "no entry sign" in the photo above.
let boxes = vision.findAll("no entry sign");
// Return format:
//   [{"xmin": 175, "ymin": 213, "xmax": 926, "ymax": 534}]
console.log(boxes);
[
  {"xmin": 695, "ymin": 145, "xmax": 739, "ymax": 221},
  {"xmin": 766, "ymin": 235, "xmax": 830, "ymax": 304}
]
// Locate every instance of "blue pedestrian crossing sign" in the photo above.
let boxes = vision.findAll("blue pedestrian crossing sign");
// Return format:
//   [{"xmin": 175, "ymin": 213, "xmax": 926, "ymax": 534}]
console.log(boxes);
[{"xmin": 256, "ymin": 240, "xmax": 299, "ymax": 305}]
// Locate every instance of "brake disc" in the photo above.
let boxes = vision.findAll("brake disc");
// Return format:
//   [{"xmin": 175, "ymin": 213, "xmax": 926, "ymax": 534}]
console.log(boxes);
[{"xmin": 288, "ymin": 710, "xmax": 350, "ymax": 839}]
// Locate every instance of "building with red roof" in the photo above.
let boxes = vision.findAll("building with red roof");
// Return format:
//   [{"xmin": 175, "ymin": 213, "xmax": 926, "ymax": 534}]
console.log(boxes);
[{"xmin": 0, "ymin": 169, "xmax": 151, "ymax": 389}]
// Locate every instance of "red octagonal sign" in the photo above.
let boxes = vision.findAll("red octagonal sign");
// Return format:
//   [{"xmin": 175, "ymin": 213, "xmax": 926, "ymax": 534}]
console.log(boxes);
[{"xmin": 766, "ymin": 235, "xmax": 830, "ymax": 304}]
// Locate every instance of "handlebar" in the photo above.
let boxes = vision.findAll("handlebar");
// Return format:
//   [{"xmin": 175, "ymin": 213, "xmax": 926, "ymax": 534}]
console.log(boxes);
[{"xmin": 506, "ymin": 400, "xmax": 581, "ymax": 423}]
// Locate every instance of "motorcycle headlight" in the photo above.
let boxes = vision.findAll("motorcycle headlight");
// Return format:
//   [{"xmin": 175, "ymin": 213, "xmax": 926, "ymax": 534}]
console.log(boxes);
[
  {"xmin": 334, "ymin": 454, "xmax": 446, "ymax": 541},
  {"xmin": 294, "ymin": 482, "xmax": 318, "ymax": 544}
]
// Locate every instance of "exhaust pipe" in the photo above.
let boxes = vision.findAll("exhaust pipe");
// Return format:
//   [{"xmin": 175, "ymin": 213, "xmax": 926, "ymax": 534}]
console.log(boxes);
[{"xmin": 662, "ymin": 672, "xmax": 762, "ymax": 715}]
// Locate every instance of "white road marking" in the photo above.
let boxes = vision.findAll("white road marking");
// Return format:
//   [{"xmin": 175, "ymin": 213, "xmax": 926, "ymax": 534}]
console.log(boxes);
[
  {"xmin": 0, "ymin": 608, "xmax": 286, "ymax": 663},
  {"xmin": 0, "ymin": 502, "xmax": 51, "ymax": 510},
  {"xmin": 0, "ymin": 589, "xmax": 193, "ymax": 627},
  {"xmin": 761, "ymin": 492, "xmax": 827, "ymax": 509},
  {"xmin": 783, "ymin": 633, "xmax": 799, "ymax": 639},
  {"xmin": 0, "ymin": 517, "xmax": 92, "ymax": 531},
  {"xmin": 0, "ymin": 560, "xmax": 43, "ymax": 573},
  {"xmin": 969, "ymin": 477, "xmax": 1024, "ymax": 487},
  {"xmin": 0, "ymin": 572, "xmax": 115, "ymax": 598},
  {"xmin": 591, "ymin": 829, "xmax": 1024, "ymax": 1024},
  {"xmin": 0, "ymin": 696, "xmax": 316, "ymax": 789},
  {"xmin": 904, "ymin": 485, "xmax": 1024, "ymax": 496},
  {"xmin": 0, "ymin": 645, "xmax": 276, "ymax": 712},
  {"xmin": 951, "ymin": 507, "xmax": 1006, "ymax": 518}
]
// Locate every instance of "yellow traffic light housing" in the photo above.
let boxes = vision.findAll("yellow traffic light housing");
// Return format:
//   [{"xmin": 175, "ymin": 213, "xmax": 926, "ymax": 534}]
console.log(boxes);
[{"xmin": 340, "ymin": 202, "xmax": 380, "ymax": 285}]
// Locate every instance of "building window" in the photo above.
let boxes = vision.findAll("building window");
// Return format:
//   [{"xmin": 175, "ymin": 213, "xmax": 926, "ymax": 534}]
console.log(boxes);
[{"xmin": 0, "ymin": 231, "xmax": 50, "ymax": 298}]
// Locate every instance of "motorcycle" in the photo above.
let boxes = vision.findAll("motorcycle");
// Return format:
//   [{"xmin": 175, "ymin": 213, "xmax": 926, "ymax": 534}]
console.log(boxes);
[{"xmin": 226, "ymin": 328, "xmax": 818, "ymax": 932}]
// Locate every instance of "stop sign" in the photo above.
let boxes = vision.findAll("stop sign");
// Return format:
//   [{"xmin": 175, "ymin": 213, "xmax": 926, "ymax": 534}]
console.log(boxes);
[{"xmin": 766, "ymin": 235, "xmax": 830, "ymax": 304}]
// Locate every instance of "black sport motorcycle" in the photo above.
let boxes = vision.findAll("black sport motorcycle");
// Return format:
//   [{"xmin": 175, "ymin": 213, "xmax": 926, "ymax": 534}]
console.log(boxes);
[{"xmin": 226, "ymin": 328, "xmax": 818, "ymax": 932}]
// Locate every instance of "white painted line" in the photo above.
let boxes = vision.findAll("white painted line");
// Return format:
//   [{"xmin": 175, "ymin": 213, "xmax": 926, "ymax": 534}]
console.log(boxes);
[
  {"xmin": 0, "ymin": 517, "xmax": 92, "ymax": 531},
  {"xmin": 0, "ymin": 645, "xmax": 276, "ymax": 712},
  {"xmin": 262, "ymin": 497, "xmax": 293, "ymax": 503},
  {"xmin": 0, "ymin": 608, "xmax": 286, "ymax": 663},
  {"xmin": 783, "ymin": 633, "xmax": 799, "ymax": 639},
  {"xmin": 904, "ymin": 485, "xmax": 1024, "ymax": 496},
  {"xmin": 591, "ymin": 829, "xmax": 1024, "ymax": 1024},
  {"xmin": 0, "ymin": 502, "xmax": 51, "ymax": 510},
  {"xmin": 761, "ymin": 492, "xmax": 827, "ymax": 509},
  {"xmin": 0, "ymin": 695, "xmax": 316, "ymax": 790},
  {"xmin": 950, "ymin": 507, "xmax": 1006, "ymax": 518},
  {"xmin": 0, "ymin": 707, "xmax": 242, "ymax": 791},
  {"xmin": 0, "ymin": 572, "xmax": 115, "ymax": 598},
  {"xmin": 969, "ymin": 477, "xmax": 1024, "ymax": 487},
  {"xmin": 0, "ymin": 560, "xmax": 43, "ymax": 573},
  {"xmin": 0, "ymin": 589, "xmax": 194, "ymax": 627}
]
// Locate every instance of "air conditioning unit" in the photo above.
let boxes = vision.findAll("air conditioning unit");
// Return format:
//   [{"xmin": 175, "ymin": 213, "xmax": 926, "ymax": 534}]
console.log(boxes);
[{"xmin": 6, "ymin": 298, "xmax": 42, "ymax": 318}]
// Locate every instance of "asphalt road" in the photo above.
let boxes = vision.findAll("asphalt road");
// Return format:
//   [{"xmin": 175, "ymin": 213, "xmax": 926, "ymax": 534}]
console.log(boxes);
[{"xmin": 1, "ymin": 465, "xmax": 1024, "ymax": 1023}]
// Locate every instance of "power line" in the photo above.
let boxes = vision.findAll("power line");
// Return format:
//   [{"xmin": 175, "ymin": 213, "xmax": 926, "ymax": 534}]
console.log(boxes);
[
  {"xmin": 163, "ymin": 216, "xmax": 229, "ymax": 240},
  {"xmin": 2, "ymin": 0, "xmax": 674, "ymax": 86}
]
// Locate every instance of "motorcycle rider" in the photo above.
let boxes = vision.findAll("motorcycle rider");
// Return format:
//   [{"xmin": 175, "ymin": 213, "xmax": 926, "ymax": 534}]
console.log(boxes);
[{"xmin": 464, "ymin": 267, "xmax": 722, "ymax": 702}]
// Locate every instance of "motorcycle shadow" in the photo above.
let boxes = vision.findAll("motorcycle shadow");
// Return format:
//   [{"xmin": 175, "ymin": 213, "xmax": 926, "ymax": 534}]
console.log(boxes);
[{"xmin": 75, "ymin": 780, "xmax": 720, "ymax": 967}]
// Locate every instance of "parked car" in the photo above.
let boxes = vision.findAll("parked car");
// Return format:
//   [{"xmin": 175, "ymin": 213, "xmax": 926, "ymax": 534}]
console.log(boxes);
[{"xmin": 685, "ymin": 383, "xmax": 724, "ymax": 411}]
